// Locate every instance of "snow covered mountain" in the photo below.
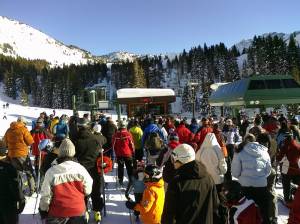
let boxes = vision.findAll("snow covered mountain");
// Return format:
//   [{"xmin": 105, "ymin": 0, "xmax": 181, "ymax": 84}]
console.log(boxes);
[
  {"xmin": 0, "ymin": 16, "xmax": 100, "ymax": 67},
  {"xmin": 101, "ymin": 51, "xmax": 139, "ymax": 63},
  {"xmin": 234, "ymin": 31, "xmax": 300, "ymax": 53}
]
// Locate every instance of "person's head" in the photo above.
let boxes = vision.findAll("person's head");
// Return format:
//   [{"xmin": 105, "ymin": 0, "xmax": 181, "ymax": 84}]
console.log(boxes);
[
  {"xmin": 58, "ymin": 138, "xmax": 76, "ymax": 158},
  {"xmin": 225, "ymin": 119, "xmax": 233, "ymax": 126},
  {"xmin": 36, "ymin": 118, "xmax": 44, "ymax": 127},
  {"xmin": 93, "ymin": 124, "xmax": 102, "ymax": 133},
  {"xmin": 118, "ymin": 121, "xmax": 126, "ymax": 129},
  {"xmin": 222, "ymin": 181, "xmax": 244, "ymax": 206},
  {"xmin": 77, "ymin": 118, "xmax": 90, "ymax": 130},
  {"xmin": 168, "ymin": 132, "xmax": 179, "ymax": 143},
  {"xmin": 171, "ymin": 144, "xmax": 195, "ymax": 169},
  {"xmin": 144, "ymin": 164, "xmax": 162, "ymax": 182},
  {"xmin": 256, "ymin": 133, "xmax": 271, "ymax": 149},
  {"xmin": 254, "ymin": 116, "xmax": 262, "ymax": 126},
  {"xmin": 243, "ymin": 133, "xmax": 256, "ymax": 143},
  {"xmin": 17, "ymin": 116, "xmax": 27, "ymax": 125},
  {"xmin": 201, "ymin": 117, "xmax": 209, "ymax": 127}
]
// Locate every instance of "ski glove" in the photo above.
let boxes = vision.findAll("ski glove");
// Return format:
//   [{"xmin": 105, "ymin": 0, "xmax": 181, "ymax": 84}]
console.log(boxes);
[
  {"xmin": 125, "ymin": 200, "xmax": 137, "ymax": 210},
  {"xmin": 39, "ymin": 208, "xmax": 48, "ymax": 220}
]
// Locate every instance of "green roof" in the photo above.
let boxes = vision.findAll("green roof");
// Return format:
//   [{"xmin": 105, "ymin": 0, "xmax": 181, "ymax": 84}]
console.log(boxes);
[{"xmin": 209, "ymin": 75, "xmax": 300, "ymax": 107}]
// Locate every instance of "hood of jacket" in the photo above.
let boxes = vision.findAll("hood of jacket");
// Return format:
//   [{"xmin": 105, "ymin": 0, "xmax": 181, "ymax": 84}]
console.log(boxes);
[
  {"xmin": 243, "ymin": 142, "xmax": 268, "ymax": 157},
  {"xmin": 176, "ymin": 160, "xmax": 208, "ymax": 180},
  {"xmin": 200, "ymin": 133, "xmax": 219, "ymax": 149},
  {"xmin": 10, "ymin": 121, "xmax": 25, "ymax": 130}
]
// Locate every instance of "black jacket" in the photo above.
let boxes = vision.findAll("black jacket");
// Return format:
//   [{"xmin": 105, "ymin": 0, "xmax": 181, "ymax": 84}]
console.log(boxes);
[
  {"xmin": 75, "ymin": 129, "xmax": 101, "ymax": 170},
  {"xmin": 0, "ymin": 159, "xmax": 25, "ymax": 213},
  {"xmin": 101, "ymin": 121, "xmax": 117, "ymax": 147},
  {"xmin": 93, "ymin": 133, "xmax": 107, "ymax": 149},
  {"xmin": 162, "ymin": 160, "xmax": 219, "ymax": 224}
]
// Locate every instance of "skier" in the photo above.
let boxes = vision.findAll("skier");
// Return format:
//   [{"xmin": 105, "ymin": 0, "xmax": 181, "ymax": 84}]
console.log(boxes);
[
  {"xmin": 222, "ymin": 181, "xmax": 263, "ymax": 223},
  {"xmin": 125, "ymin": 164, "xmax": 164, "ymax": 224},
  {"xmin": 162, "ymin": 144, "xmax": 219, "ymax": 224},
  {"xmin": 3, "ymin": 112, "xmax": 7, "ymax": 120},
  {"xmin": 102, "ymin": 117, "xmax": 118, "ymax": 159},
  {"xmin": 112, "ymin": 121, "xmax": 135, "ymax": 186},
  {"xmin": 231, "ymin": 133, "xmax": 272, "ymax": 224},
  {"xmin": 74, "ymin": 118, "xmax": 105, "ymax": 222},
  {"xmin": 129, "ymin": 119, "xmax": 144, "ymax": 161},
  {"xmin": 0, "ymin": 146, "xmax": 26, "ymax": 224},
  {"xmin": 39, "ymin": 139, "xmax": 93, "ymax": 223},
  {"xmin": 3, "ymin": 116, "xmax": 34, "ymax": 172}
]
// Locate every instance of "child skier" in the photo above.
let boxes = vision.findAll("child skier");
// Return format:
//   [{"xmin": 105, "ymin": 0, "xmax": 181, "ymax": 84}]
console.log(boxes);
[
  {"xmin": 125, "ymin": 164, "xmax": 165, "ymax": 224},
  {"xmin": 125, "ymin": 160, "xmax": 146, "ymax": 221},
  {"xmin": 222, "ymin": 181, "xmax": 263, "ymax": 224}
]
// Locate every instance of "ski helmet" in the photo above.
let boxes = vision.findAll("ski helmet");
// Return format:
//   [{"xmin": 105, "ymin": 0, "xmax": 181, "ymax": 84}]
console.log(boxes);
[
  {"xmin": 144, "ymin": 164, "xmax": 162, "ymax": 182},
  {"xmin": 222, "ymin": 181, "xmax": 244, "ymax": 204},
  {"xmin": 38, "ymin": 139, "xmax": 53, "ymax": 152}
]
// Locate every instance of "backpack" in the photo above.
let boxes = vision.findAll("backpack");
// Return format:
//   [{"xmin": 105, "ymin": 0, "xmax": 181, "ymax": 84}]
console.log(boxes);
[
  {"xmin": 18, "ymin": 170, "xmax": 35, "ymax": 197},
  {"xmin": 145, "ymin": 132, "xmax": 163, "ymax": 156}
]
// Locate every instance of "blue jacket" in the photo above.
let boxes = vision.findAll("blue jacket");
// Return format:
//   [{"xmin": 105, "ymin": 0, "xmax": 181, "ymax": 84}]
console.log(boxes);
[
  {"xmin": 189, "ymin": 123, "xmax": 200, "ymax": 134},
  {"xmin": 54, "ymin": 120, "xmax": 69, "ymax": 138},
  {"xmin": 142, "ymin": 124, "xmax": 166, "ymax": 148},
  {"xmin": 231, "ymin": 142, "xmax": 271, "ymax": 187}
]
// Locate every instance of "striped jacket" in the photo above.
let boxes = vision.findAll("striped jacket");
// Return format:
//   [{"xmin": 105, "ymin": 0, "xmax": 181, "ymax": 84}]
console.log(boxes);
[{"xmin": 39, "ymin": 159, "xmax": 93, "ymax": 217}]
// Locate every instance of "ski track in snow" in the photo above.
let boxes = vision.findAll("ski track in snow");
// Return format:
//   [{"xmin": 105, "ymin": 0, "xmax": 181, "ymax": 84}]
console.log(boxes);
[{"xmin": 0, "ymin": 85, "xmax": 289, "ymax": 224}]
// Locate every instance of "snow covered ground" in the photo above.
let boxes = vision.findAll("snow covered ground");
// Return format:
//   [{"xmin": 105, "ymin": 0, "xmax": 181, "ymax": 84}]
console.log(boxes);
[{"xmin": 0, "ymin": 88, "xmax": 289, "ymax": 223}]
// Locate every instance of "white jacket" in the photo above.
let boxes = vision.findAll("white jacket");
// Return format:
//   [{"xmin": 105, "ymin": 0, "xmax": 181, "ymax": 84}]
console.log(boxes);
[{"xmin": 196, "ymin": 133, "xmax": 227, "ymax": 185}]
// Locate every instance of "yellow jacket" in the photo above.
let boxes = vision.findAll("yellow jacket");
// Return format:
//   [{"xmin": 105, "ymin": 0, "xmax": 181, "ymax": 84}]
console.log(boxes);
[
  {"xmin": 129, "ymin": 126, "xmax": 143, "ymax": 150},
  {"xmin": 50, "ymin": 118, "xmax": 59, "ymax": 133},
  {"xmin": 134, "ymin": 178, "xmax": 165, "ymax": 224},
  {"xmin": 4, "ymin": 121, "xmax": 34, "ymax": 158}
]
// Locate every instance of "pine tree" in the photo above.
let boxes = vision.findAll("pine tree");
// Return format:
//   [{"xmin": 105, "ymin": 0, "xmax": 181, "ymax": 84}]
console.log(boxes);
[{"xmin": 20, "ymin": 89, "xmax": 29, "ymax": 106}]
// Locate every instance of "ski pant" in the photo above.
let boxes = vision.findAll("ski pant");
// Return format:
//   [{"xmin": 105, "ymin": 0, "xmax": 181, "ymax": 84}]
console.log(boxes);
[
  {"xmin": 267, "ymin": 168, "xmax": 278, "ymax": 224},
  {"xmin": 86, "ymin": 166, "xmax": 103, "ymax": 212},
  {"xmin": 225, "ymin": 144, "xmax": 235, "ymax": 182},
  {"xmin": 282, "ymin": 174, "xmax": 300, "ymax": 202},
  {"xmin": 242, "ymin": 186, "xmax": 269, "ymax": 224},
  {"xmin": 134, "ymin": 148, "xmax": 144, "ymax": 161},
  {"xmin": 46, "ymin": 215, "xmax": 87, "ymax": 224},
  {"xmin": 117, "ymin": 157, "xmax": 133, "ymax": 183}
]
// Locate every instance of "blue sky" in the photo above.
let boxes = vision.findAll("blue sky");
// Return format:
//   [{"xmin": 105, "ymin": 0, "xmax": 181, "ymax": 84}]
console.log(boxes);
[{"xmin": 1, "ymin": 0, "xmax": 300, "ymax": 55}]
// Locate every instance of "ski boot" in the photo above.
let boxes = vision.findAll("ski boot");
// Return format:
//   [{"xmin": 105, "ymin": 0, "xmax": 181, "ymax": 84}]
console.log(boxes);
[{"xmin": 94, "ymin": 211, "xmax": 102, "ymax": 223}]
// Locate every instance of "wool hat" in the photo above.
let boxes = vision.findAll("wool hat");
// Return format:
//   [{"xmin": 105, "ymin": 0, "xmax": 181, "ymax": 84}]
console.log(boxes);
[
  {"xmin": 93, "ymin": 124, "xmax": 102, "ymax": 133},
  {"xmin": 17, "ymin": 116, "xmax": 27, "ymax": 125},
  {"xmin": 58, "ymin": 138, "xmax": 76, "ymax": 158},
  {"xmin": 172, "ymin": 143, "xmax": 195, "ymax": 164}
]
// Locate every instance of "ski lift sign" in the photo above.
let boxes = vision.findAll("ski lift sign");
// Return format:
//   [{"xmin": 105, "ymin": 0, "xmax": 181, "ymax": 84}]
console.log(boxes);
[{"xmin": 141, "ymin": 97, "xmax": 153, "ymax": 103}]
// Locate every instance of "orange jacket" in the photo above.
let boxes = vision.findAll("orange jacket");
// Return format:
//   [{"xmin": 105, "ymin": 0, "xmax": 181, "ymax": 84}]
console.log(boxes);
[
  {"xmin": 134, "ymin": 178, "xmax": 165, "ymax": 224},
  {"xmin": 4, "ymin": 121, "xmax": 34, "ymax": 158}
]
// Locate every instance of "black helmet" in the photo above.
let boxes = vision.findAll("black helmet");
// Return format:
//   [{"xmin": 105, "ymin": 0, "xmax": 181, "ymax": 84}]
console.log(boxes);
[
  {"xmin": 222, "ymin": 181, "xmax": 244, "ymax": 204},
  {"xmin": 144, "ymin": 164, "xmax": 162, "ymax": 182},
  {"xmin": 77, "ymin": 118, "xmax": 90, "ymax": 129}
]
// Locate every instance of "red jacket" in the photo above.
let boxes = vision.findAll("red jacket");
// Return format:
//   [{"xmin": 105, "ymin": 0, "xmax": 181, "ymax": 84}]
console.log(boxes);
[
  {"xmin": 31, "ymin": 127, "xmax": 49, "ymax": 156},
  {"xmin": 277, "ymin": 139, "xmax": 300, "ymax": 176},
  {"xmin": 288, "ymin": 187, "xmax": 300, "ymax": 224},
  {"xmin": 228, "ymin": 197, "xmax": 262, "ymax": 224},
  {"xmin": 112, "ymin": 129, "xmax": 134, "ymax": 158},
  {"xmin": 194, "ymin": 126, "xmax": 213, "ymax": 150},
  {"xmin": 175, "ymin": 124, "xmax": 194, "ymax": 144}
]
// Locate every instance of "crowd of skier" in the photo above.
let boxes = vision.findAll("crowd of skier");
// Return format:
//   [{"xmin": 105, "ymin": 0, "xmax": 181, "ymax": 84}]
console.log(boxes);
[{"xmin": 0, "ymin": 110, "xmax": 299, "ymax": 224}]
